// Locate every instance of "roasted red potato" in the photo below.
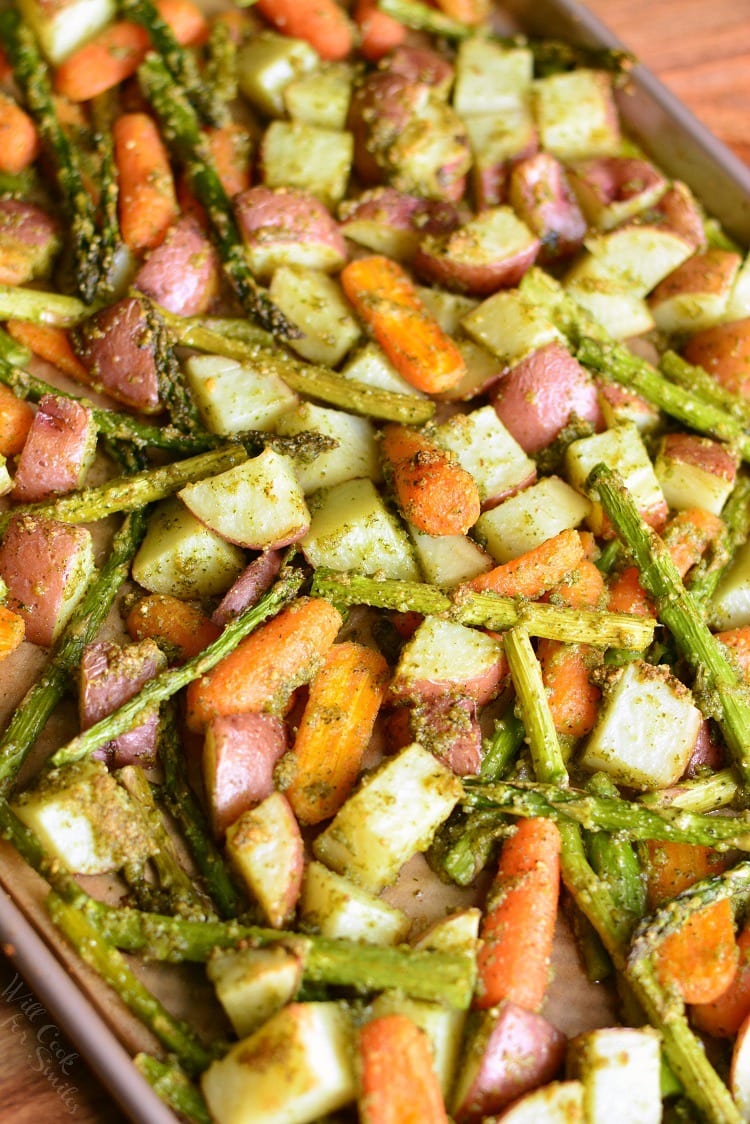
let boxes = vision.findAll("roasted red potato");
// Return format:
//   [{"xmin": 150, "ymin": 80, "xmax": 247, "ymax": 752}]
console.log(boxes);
[
  {"xmin": 211, "ymin": 550, "xmax": 283, "ymax": 627},
  {"xmin": 647, "ymin": 180, "xmax": 706, "ymax": 250},
  {"xmin": 134, "ymin": 215, "xmax": 221, "ymax": 315},
  {"xmin": 203, "ymin": 712, "xmax": 288, "ymax": 837},
  {"xmin": 682, "ymin": 317, "xmax": 750, "ymax": 397},
  {"xmin": 0, "ymin": 199, "xmax": 61, "ymax": 285},
  {"xmin": 79, "ymin": 639, "xmax": 167, "ymax": 767},
  {"xmin": 386, "ymin": 693, "xmax": 483, "ymax": 775},
  {"xmin": 234, "ymin": 185, "xmax": 347, "ymax": 280},
  {"xmin": 387, "ymin": 44, "xmax": 455, "ymax": 97},
  {"xmin": 508, "ymin": 152, "xmax": 587, "ymax": 262},
  {"xmin": 339, "ymin": 186, "xmax": 459, "ymax": 262},
  {"xmin": 11, "ymin": 394, "xmax": 97, "ymax": 503},
  {"xmin": 74, "ymin": 297, "xmax": 161, "ymax": 413},
  {"xmin": 414, "ymin": 206, "xmax": 539, "ymax": 295},
  {"xmin": 566, "ymin": 155, "xmax": 668, "ymax": 230}
]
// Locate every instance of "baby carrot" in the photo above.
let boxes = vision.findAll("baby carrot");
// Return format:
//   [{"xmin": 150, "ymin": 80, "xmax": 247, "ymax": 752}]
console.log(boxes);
[
  {"xmin": 125, "ymin": 593, "xmax": 221, "ymax": 663},
  {"xmin": 434, "ymin": 0, "xmax": 491, "ymax": 23},
  {"xmin": 467, "ymin": 529, "xmax": 586, "ymax": 599},
  {"xmin": 0, "ymin": 385, "xmax": 34, "ymax": 457},
  {"xmin": 341, "ymin": 256, "xmax": 467, "ymax": 395},
  {"xmin": 113, "ymin": 112, "xmax": 179, "ymax": 252},
  {"xmin": 0, "ymin": 605, "xmax": 25, "ymax": 660},
  {"xmin": 691, "ymin": 924, "xmax": 750, "ymax": 1038},
  {"xmin": 474, "ymin": 816, "xmax": 561, "ymax": 1011},
  {"xmin": 354, "ymin": 0, "xmax": 407, "ymax": 61},
  {"xmin": 185, "ymin": 597, "xmax": 343, "ymax": 732},
  {"xmin": 381, "ymin": 424, "xmax": 481, "ymax": 537},
  {"xmin": 358, "ymin": 1014, "xmax": 449, "ymax": 1124},
  {"xmin": 280, "ymin": 641, "xmax": 390, "ymax": 825},
  {"xmin": 254, "ymin": 0, "xmax": 354, "ymax": 61},
  {"xmin": 205, "ymin": 123, "xmax": 253, "ymax": 199},
  {"xmin": 6, "ymin": 321, "xmax": 90, "ymax": 385},
  {"xmin": 0, "ymin": 93, "xmax": 40, "ymax": 175}
]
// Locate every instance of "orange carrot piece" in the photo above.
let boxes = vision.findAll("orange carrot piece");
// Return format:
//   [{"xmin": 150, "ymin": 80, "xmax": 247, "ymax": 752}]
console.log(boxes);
[
  {"xmin": 0, "ymin": 605, "xmax": 25, "ymax": 660},
  {"xmin": 281, "ymin": 641, "xmax": 389, "ymax": 825},
  {"xmin": 716, "ymin": 627, "xmax": 750, "ymax": 680},
  {"xmin": 113, "ymin": 112, "xmax": 178, "ymax": 252},
  {"xmin": 0, "ymin": 47, "xmax": 10, "ymax": 84},
  {"xmin": 0, "ymin": 385, "xmax": 34, "ymax": 457},
  {"xmin": 254, "ymin": 0, "xmax": 354, "ymax": 61},
  {"xmin": 645, "ymin": 840, "xmax": 728, "ymax": 909},
  {"xmin": 358, "ymin": 1014, "xmax": 449, "ymax": 1124},
  {"xmin": 206, "ymin": 123, "xmax": 252, "ymax": 199},
  {"xmin": 607, "ymin": 564, "xmax": 652, "ymax": 617},
  {"xmin": 156, "ymin": 0, "xmax": 209, "ymax": 45},
  {"xmin": 434, "ymin": 0, "xmax": 491, "ymax": 24},
  {"xmin": 125, "ymin": 594, "xmax": 221, "ymax": 663},
  {"xmin": 692, "ymin": 924, "xmax": 750, "ymax": 1038},
  {"xmin": 341, "ymin": 256, "xmax": 466, "ymax": 395},
  {"xmin": 474, "ymin": 816, "xmax": 561, "ymax": 1011},
  {"xmin": 5, "ymin": 321, "xmax": 90, "ymax": 385},
  {"xmin": 354, "ymin": 0, "xmax": 407, "ymax": 61},
  {"xmin": 380, "ymin": 423, "xmax": 481, "ymax": 536},
  {"xmin": 0, "ymin": 93, "xmax": 40, "ymax": 175},
  {"xmin": 467, "ymin": 529, "xmax": 586, "ymax": 599},
  {"xmin": 185, "ymin": 597, "xmax": 343, "ymax": 732}
]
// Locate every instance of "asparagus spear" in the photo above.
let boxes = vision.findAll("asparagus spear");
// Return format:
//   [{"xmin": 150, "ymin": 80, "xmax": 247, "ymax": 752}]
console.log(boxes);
[
  {"xmin": 134, "ymin": 1055, "xmax": 211, "ymax": 1124},
  {"xmin": 89, "ymin": 92, "xmax": 123, "ymax": 303},
  {"xmin": 312, "ymin": 568, "xmax": 656, "ymax": 649},
  {"xmin": 204, "ymin": 17, "xmax": 238, "ymax": 106},
  {"xmin": 0, "ymin": 511, "xmax": 147, "ymax": 796},
  {"xmin": 588, "ymin": 462, "xmax": 750, "ymax": 791},
  {"xmin": 141, "ymin": 298, "xmax": 205, "ymax": 435},
  {"xmin": 585, "ymin": 773, "xmax": 647, "ymax": 920},
  {"xmin": 51, "ymin": 566, "xmax": 305, "ymax": 767},
  {"xmin": 480, "ymin": 710, "xmax": 526, "ymax": 782},
  {"xmin": 138, "ymin": 54, "xmax": 297, "ymax": 338},
  {"xmin": 0, "ymin": 328, "xmax": 31, "ymax": 368},
  {"xmin": 0, "ymin": 284, "xmax": 90, "ymax": 328},
  {"xmin": 504, "ymin": 627, "xmax": 568, "ymax": 785},
  {"xmin": 660, "ymin": 348, "xmax": 750, "ymax": 426},
  {"xmin": 377, "ymin": 0, "xmax": 472, "ymax": 37},
  {"xmin": 638, "ymin": 768, "xmax": 739, "ymax": 813}
]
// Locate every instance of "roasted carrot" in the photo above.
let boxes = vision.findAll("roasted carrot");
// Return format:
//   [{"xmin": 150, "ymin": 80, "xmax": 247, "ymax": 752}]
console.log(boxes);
[
  {"xmin": 716, "ymin": 627, "xmax": 750, "ymax": 680},
  {"xmin": 691, "ymin": 924, "xmax": 750, "ymax": 1038},
  {"xmin": 206, "ymin": 123, "xmax": 253, "ymax": 198},
  {"xmin": 0, "ymin": 605, "xmax": 25, "ymax": 660},
  {"xmin": 467, "ymin": 529, "xmax": 587, "ymax": 599},
  {"xmin": 358, "ymin": 1014, "xmax": 449, "ymax": 1124},
  {"xmin": 6, "ymin": 321, "xmax": 90, "ymax": 385},
  {"xmin": 185, "ymin": 597, "xmax": 343, "ymax": 732},
  {"xmin": 0, "ymin": 385, "xmax": 34, "ymax": 457},
  {"xmin": 254, "ymin": 0, "xmax": 354, "ymax": 61},
  {"xmin": 380, "ymin": 423, "xmax": 481, "ymax": 537},
  {"xmin": 474, "ymin": 816, "xmax": 561, "ymax": 1011},
  {"xmin": 280, "ymin": 642, "xmax": 389, "ymax": 825},
  {"xmin": 125, "ymin": 594, "xmax": 221, "ymax": 663},
  {"xmin": 645, "ymin": 841, "xmax": 738, "ymax": 1006},
  {"xmin": 113, "ymin": 112, "xmax": 179, "ymax": 252},
  {"xmin": 54, "ymin": 0, "xmax": 208, "ymax": 102},
  {"xmin": 0, "ymin": 93, "xmax": 40, "ymax": 175},
  {"xmin": 341, "ymin": 256, "xmax": 467, "ymax": 395},
  {"xmin": 354, "ymin": 0, "xmax": 407, "ymax": 61},
  {"xmin": 434, "ymin": 0, "xmax": 492, "ymax": 23}
]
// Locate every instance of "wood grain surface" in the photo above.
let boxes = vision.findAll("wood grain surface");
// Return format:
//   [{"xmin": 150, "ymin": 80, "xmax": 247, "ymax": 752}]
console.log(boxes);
[{"xmin": 1, "ymin": 2, "xmax": 749, "ymax": 1121}]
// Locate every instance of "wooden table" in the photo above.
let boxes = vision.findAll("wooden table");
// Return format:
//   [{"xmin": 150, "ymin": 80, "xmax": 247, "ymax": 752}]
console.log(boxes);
[{"xmin": 1, "ymin": 2, "xmax": 749, "ymax": 1121}]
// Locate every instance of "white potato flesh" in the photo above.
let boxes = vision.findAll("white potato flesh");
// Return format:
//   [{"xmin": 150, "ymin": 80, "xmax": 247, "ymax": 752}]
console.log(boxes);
[
  {"xmin": 269, "ymin": 266, "xmax": 360, "ymax": 366},
  {"xmin": 462, "ymin": 288, "xmax": 563, "ymax": 367},
  {"xmin": 725, "ymin": 253, "xmax": 750, "ymax": 321},
  {"xmin": 409, "ymin": 526, "xmax": 493, "ymax": 587},
  {"xmin": 435, "ymin": 405, "xmax": 537, "ymax": 506},
  {"xmin": 300, "ymin": 861, "xmax": 411, "ymax": 946},
  {"xmin": 533, "ymin": 68, "xmax": 621, "ymax": 160},
  {"xmin": 276, "ymin": 401, "xmax": 380, "ymax": 493},
  {"xmin": 313, "ymin": 742, "xmax": 463, "ymax": 893},
  {"xmin": 226, "ymin": 792, "xmax": 304, "ymax": 929},
  {"xmin": 392, "ymin": 616, "xmax": 505, "ymax": 704},
  {"xmin": 475, "ymin": 476, "xmax": 591, "ymax": 562},
  {"xmin": 568, "ymin": 1026, "xmax": 662, "ymax": 1124},
  {"xmin": 654, "ymin": 438, "xmax": 737, "ymax": 516},
  {"xmin": 18, "ymin": 0, "xmax": 116, "ymax": 63},
  {"xmin": 464, "ymin": 99, "xmax": 537, "ymax": 180},
  {"xmin": 342, "ymin": 342, "xmax": 426, "ymax": 398},
  {"xmin": 565, "ymin": 256, "xmax": 656, "ymax": 339},
  {"xmin": 711, "ymin": 538, "xmax": 750, "ymax": 629},
  {"xmin": 179, "ymin": 448, "xmax": 310, "ymax": 550},
  {"xmin": 583, "ymin": 225, "xmax": 694, "ymax": 296},
  {"xmin": 565, "ymin": 421, "xmax": 666, "ymax": 536},
  {"xmin": 237, "ymin": 34, "xmax": 320, "ymax": 118},
  {"xmin": 496, "ymin": 1082, "xmax": 585, "ymax": 1123},
  {"xmin": 132, "ymin": 498, "xmax": 245, "ymax": 599},
  {"xmin": 262, "ymin": 121, "xmax": 353, "ymax": 210},
  {"xmin": 283, "ymin": 63, "xmax": 354, "ymax": 130},
  {"xmin": 184, "ymin": 354, "xmax": 297, "ymax": 435},
  {"xmin": 206, "ymin": 946, "xmax": 303, "ymax": 1039},
  {"xmin": 453, "ymin": 40, "xmax": 533, "ymax": 116}
]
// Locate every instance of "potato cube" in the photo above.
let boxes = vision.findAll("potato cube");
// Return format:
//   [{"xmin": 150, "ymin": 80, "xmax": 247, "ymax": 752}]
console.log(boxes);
[
  {"xmin": 184, "ymin": 354, "xmax": 297, "ymax": 435},
  {"xmin": 262, "ymin": 121, "xmax": 353, "ymax": 209},
  {"xmin": 533, "ymin": 68, "xmax": 621, "ymax": 160},
  {"xmin": 132, "ymin": 498, "xmax": 245, "ymax": 599},
  {"xmin": 565, "ymin": 422, "xmax": 667, "ymax": 536},
  {"xmin": 300, "ymin": 861, "xmax": 411, "ymax": 945},
  {"xmin": 475, "ymin": 476, "xmax": 591, "ymax": 563},
  {"xmin": 269, "ymin": 266, "xmax": 360, "ymax": 366},
  {"xmin": 275, "ymin": 401, "xmax": 380, "ymax": 493}
]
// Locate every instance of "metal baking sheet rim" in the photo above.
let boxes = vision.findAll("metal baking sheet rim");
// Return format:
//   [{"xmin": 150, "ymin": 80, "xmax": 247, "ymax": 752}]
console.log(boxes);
[{"xmin": 1, "ymin": 3, "xmax": 750, "ymax": 1123}]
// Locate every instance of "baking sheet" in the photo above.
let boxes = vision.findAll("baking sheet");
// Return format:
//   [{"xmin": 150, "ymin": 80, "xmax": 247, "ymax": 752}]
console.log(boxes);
[{"xmin": 1, "ymin": 2, "xmax": 750, "ymax": 1121}]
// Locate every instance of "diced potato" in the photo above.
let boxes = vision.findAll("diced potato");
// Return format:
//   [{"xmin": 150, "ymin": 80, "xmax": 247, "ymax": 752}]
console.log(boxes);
[
  {"xmin": 447, "ymin": 337, "xmax": 505, "ymax": 402},
  {"xmin": 301, "ymin": 478, "xmax": 420, "ymax": 580},
  {"xmin": 434, "ymin": 406, "xmax": 537, "ymax": 507},
  {"xmin": 0, "ymin": 456, "xmax": 11, "ymax": 497},
  {"xmin": 284, "ymin": 63, "xmax": 354, "ymax": 130},
  {"xmin": 342, "ymin": 342, "xmax": 426, "ymax": 399},
  {"xmin": 18, "ymin": 0, "xmax": 116, "ymax": 63},
  {"xmin": 12, "ymin": 760, "xmax": 153, "ymax": 875},
  {"xmin": 565, "ymin": 422, "xmax": 667, "ymax": 536},
  {"xmin": 710, "ymin": 538, "xmax": 750, "ymax": 629},
  {"xmin": 184, "ymin": 354, "xmax": 297, "ymax": 435},
  {"xmin": 533, "ymin": 68, "xmax": 621, "ymax": 160},
  {"xmin": 226, "ymin": 792, "xmax": 304, "ymax": 929},
  {"xmin": 131, "ymin": 498, "xmax": 246, "ymax": 599},
  {"xmin": 237, "ymin": 33, "xmax": 320, "ymax": 118},
  {"xmin": 269, "ymin": 266, "xmax": 360, "ymax": 366},
  {"xmin": 597, "ymin": 381, "xmax": 661, "ymax": 434},
  {"xmin": 564, "ymin": 256, "xmax": 656, "ymax": 339},
  {"xmin": 494, "ymin": 1082, "xmax": 585, "ymax": 1122},
  {"xmin": 206, "ymin": 946, "xmax": 304, "ymax": 1039},
  {"xmin": 649, "ymin": 249, "xmax": 742, "ymax": 335},
  {"xmin": 579, "ymin": 660, "xmax": 702, "ymax": 790},
  {"xmin": 262, "ymin": 121, "xmax": 353, "ymax": 209},
  {"xmin": 461, "ymin": 288, "xmax": 563, "ymax": 367},
  {"xmin": 179, "ymin": 448, "xmax": 310, "ymax": 550},
  {"xmin": 201, "ymin": 1002, "xmax": 355, "ymax": 1124},
  {"xmin": 725, "ymin": 253, "xmax": 750, "ymax": 321},
  {"xmin": 653, "ymin": 433, "xmax": 738, "ymax": 515},
  {"xmin": 583, "ymin": 225, "xmax": 694, "ymax": 297},
  {"xmin": 300, "ymin": 861, "xmax": 411, "ymax": 945},
  {"xmin": 414, "ymin": 206, "xmax": 539, "ymax": 296},
  {"xmin": 463, "ymin": 101, "xmax": 538, "ymax": 206},
  {"xmin": 275, "ymin": 401, "xmax": 380, "ymax": 493},
  {"xmin": 567, "ymin": 155, "xmax": 668, "ymax": 232},
  {"xmin": 453, "ymin": 40, "xmax": 533, "ymax": 117},
  {"xmin": 370, "ymin": 989, "xmax": 467, "ymax": 1099},
  {"xmin": 313, "ymin": 742, "xmax": 463, "ymax": 893},
  {"xmin": 416, "ymin": 286, "xmax": 478, "ymax": 335},
  {"xmin": 409, "ymin": 527, "xmax": 493, "ymax": 586},
  {"xmin": 567, "ymin": 1026, "xmax": 661, "ymax": 1124},
  {"xmin": 391, "ymin": 616, "xmax": 506, "ymax": 706},
  {"xmin": 475, "ymin": 476, "xmax": 591, "ymax": 563}
]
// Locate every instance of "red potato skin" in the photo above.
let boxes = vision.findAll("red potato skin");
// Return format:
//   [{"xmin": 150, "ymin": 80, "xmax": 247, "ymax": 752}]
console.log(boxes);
[
  {"xmin": 339, "ymin": 187, "xmax": 459, "ymax": 258},
  {"xmin": 491, "ymin": 342, "xmax": 603, "ymax": 454},
  {"xmin": 453, "ymin": 1002, "xmax": 567, "ymax": 1123},
  {"xmin": 650, "ymin": 248, "xmax": 741, "ymax": 307},
  {"xmin": 659, "ymin": 431, "xmax": 739, "ymax": 482},
  {"xmin": 234, "ymin": 185, "xmax": 347, "ymax": 280},
  {"xmin": 389, "ymin": 652, "xmax": 508, "ymax": 708},
  {"xmin": 211, "ymin": 550, "xmax": 283, "ymax": 627},
  {"xmin": 348, "ymin": 71, "xmax": 423, "ymax": 187},
  {"xmin": 508, "ymin": 153, "xmax": 587, "ymax": 263},
  {"xmin": 0, "ymin": 199, "xmax": 61, "ymax": 285},
  {"xmin": 79, "ymin": 639, "xmax": 166, "ymax": 767},
  {"xmin": 385, "ymin": 694, "xmax": 483, "ymax": 775},
  {"xmin": 11, "ymin": 394, "xmax": 96, "ymax": 503},
  {"xmin": 134, "ymin": 215, "xmax": 221, "ymax": 315},
  {"xmin": 650, "ymin": 182, "xmax": 706, "ymax": 250},
  {"xmin": 0, "ymin": 515, "xmax": 92, "ymax": 647},
  {"xmin": 203, "ymin": 712, "xmax": 288, "ymax": 836},
  {"xmin": 684, "ymin": 718, "xmax": 724, "ymax": 778},
  {"xmin": 567, "ymin": 155, "xmax": 667, "ymax": 217},
  {"xmin": 682, "ymin": 318, "xmax": 750, "ymax": 398},
  {"xmin": 414, "ymin": 227, "xmax": 539, "ymax": 296},
  {"xmin": 473, "ymin": 131, "xmax": 539, "ymax": 212},
  {"xmin": 386, "ymin": 45, "xmax": 454, "ymax": 97},
  {"xmin": 73, "ymin": 297, "xmax": 161, "ymax": 413}
]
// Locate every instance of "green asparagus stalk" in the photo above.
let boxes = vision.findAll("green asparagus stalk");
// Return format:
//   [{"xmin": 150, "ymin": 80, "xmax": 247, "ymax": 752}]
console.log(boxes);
[
  {"xmin": 204, "ymin": 18, "xmax": 238, "ymax": 106},
  {"xmin": 588, "ymin": 462, "xmax": 750, "ymax": 791},
  {"xmin": 0, "ymin": 510, "xmax": 147, "ymax": 796},
  {"xmin": 0, "ymin": 11, "xmax": 101, "ymax": 303},
  {"xmin": 463, "ymin": 778, "xmax": 750, "ymax": 850},
  {"xmin": 428, "ymin": 807, "xmax": 513, "ymax": 886},
  {"xmin": 638, "ymin": 768, "xmax": 739, "ymax": 814},
  {"xmin": 585, "ymin": 773, "xmax": 647, "ymax": 920},
  {"xmin": 51, "ymin": 566, "xmax": 305, "ymax": 767},
  {"xmin": 503, "ymin": 626, "xmax": 568, "ymax": 786},
  {"xmin": 89, "ymin": 92, "xmax": 123, "ymax": 303},
  {"xmin": 0, "ymin": 443, "xmax": 250, "ymax": 535},
  {"xmin": 377, "ymin": 0, "xmax": 472, "ymax": 37},
  {"xmin": 688, "ymin": 473, "xmax": 750, "ymax": 610},
  {"xmin": 141, "ymin": 298, "xmax": 205, "ymax": 435},
  {"xmin": 660, "ymin": 349, "xmax": 750, "ymax": 426},
  {"xmin": 0, "ymin": 283, "xmax": 90, "ymax": 328},
  {"xmin": 312, "ymin": 568, "xmax": 656, "ymax": 649},
  {"xmin": 138, "ymin": 54, "xmax": 296, "ymax": 338},
  {"xmin": 47, "ymin": 893, "xmax": 214, "ymax": 1075},
  {"xmin": 480, "ymin": 709, "xmax": 525, "ymax": 781},
  {"xmin": 0, "ymin": 328, "xmax": 31, "ymax": 367},
  {"xmin": 134, "ymin": 1055, "xmax": 211, "ymax": 1124}
]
